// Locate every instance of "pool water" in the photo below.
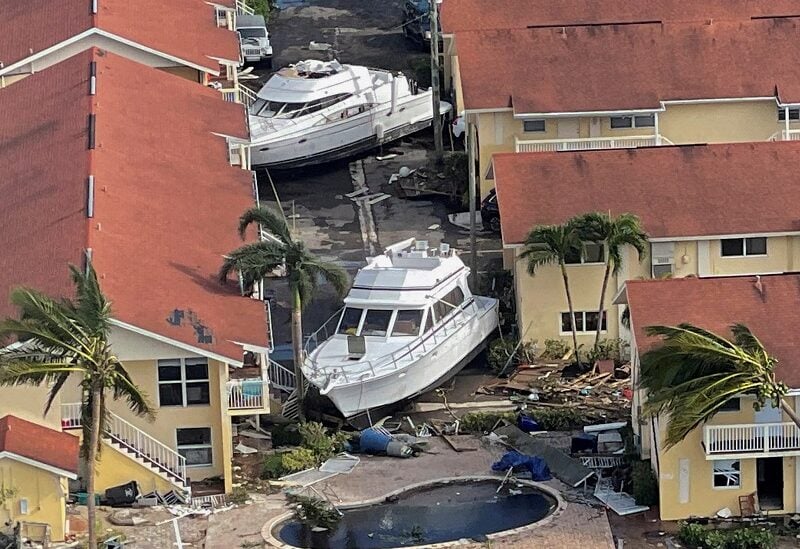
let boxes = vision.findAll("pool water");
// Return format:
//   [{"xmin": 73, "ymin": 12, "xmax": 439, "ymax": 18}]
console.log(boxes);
[{"xmin": 276, "ymin": 480, "xmax": 557, "ymax": 549}]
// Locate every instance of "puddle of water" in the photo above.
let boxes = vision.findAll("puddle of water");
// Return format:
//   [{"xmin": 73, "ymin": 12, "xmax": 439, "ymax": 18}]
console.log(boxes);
[{"xmin": 276, "ymin": 480, "xmax": 557, "ymax": 548}]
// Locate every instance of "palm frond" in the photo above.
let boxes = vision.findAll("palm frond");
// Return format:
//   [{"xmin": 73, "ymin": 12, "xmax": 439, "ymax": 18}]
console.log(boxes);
[
  {"xmin": 218, "ymin": 241, "xmax": 285, "ymax": 287},
  {"xmin": 237, "ymin": 206, "xmax": 291, "ymax": 243},
  {"xmin": 110, "ymin": 362, "xmax": 155, "ymax": 420},
  {"xmin": 69, "ymin": 264, "xmax": 112, "ymax": 337},
  {"xmin": 304, "ymin": 259, "xmax": 349, "ymax": 298},
  {"xmin": 520, "ymin": 224, "xmax": 582, "ymax": 276}
]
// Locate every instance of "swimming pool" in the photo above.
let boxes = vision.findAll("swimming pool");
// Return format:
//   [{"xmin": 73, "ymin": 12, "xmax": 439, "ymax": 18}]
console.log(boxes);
[{"xmin": 270, "ymin": 477, "xmax": 561, "ymax": 549}]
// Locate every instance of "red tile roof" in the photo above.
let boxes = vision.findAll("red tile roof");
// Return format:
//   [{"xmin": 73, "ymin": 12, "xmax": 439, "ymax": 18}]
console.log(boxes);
[
  {"xmin": 492, "ymin": 142, "xmax": 800, "ymax": 246},
  {"xmin": 456, "ymin": 18, "xmax": 800, "ymax": 112},
  {"xmin": 624, "ymin": 274, "xmax": 800, "ymax": 387},
  {"xmin": 0, "ymin": 49, "xmax": 267, "ymax": 362},
  {"xmin": 0, "ymin": 415, "xmax": 79, "ymax": 475},
  {"xmin": 0, "ymin": 0, "xmax": 239, "ymax": 74},
  {"xmin": 441, "ymin": 0, "xmax": 800, "ymax": 33}
]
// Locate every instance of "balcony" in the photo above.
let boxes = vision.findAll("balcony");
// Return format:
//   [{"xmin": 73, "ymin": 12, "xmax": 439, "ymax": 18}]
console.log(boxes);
[
  {"xmin": 514, "ymin": 135, "xmax": 671, "ymax": 153},
  {"xmin": 226, "ymin": 378, "xmax": 269, "ymax": 412},
  {"xmin": 703, "ymin": 423, "xmax": 800, "ymax": 458}
]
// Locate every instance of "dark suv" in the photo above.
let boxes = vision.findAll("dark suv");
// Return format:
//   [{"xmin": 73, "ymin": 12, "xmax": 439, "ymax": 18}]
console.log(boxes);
[{"xmin": 481, "ymin": 189, "xmax": 500, "ymax": 232}]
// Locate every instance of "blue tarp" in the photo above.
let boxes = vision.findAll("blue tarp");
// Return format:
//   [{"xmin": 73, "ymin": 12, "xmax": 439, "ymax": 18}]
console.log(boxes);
[{"xmin": 491, "ymin": 451, "xmax": 552, "ymax": 481}]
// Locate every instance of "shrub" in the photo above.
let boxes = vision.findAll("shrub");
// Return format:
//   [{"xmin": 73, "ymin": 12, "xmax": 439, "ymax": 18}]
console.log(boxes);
[
  {"xmin": 298, "ymin": 422, "xmax": 349, "ymax": 462},
  {"xmin": 261, "ymin": 453, "xmax": 287, "ymax": 479},
  {"xmin": 540, "ymin": 339, "xmax": 571, "ymax": 360},
  {"xmin": 229, "ymin": 486, "xmax": 249, "ymax": 505},
  {"xmin": 290, "ymin": 494, "xmax": 341, "ymax": 530},
  {"xmin": 281, "ymin": 448, "xmax": 318, "ymax": 473},
  {"xmin": 584, "ymin": 338, "xmax": 628, "ymax": 366},
  {"xmin": 529, "ymin": 408, "xmax": 582, "ymax": 431},
  {"xmin": 630, "ymin": 461, "xmax": 659, "ymax": 506},
  {"xmin": 487, "ymin": 338, "xmax": 537, "ymax": 373},
  {"xmin": 677, "ymin": 523, "xmax": 776, "ymax": 549},
  {"xmin": 460, "ymin": 411, "xmax": 516, "ymax": 433}
]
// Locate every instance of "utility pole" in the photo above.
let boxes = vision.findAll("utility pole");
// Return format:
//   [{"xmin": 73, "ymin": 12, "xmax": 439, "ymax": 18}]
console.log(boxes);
[
  {"xmin": 429, "ymin": 0, "xmax": 443, "ymax": 163},
  {"xmin": 467, "ymin": 115, "xmax": 477, "ymax": 290}
]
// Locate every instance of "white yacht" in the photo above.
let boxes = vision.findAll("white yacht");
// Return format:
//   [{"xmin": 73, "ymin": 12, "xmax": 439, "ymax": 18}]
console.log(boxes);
[
  {"xmin": 247, "ymin": 60, "xmax": 450, "ymax": 168},
  {"xmin": 302, "ymin": 238, "xmax": 499, "ymax": 419}
]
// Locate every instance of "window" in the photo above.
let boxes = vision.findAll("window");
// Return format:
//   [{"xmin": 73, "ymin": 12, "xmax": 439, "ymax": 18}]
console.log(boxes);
[
  {"xmin": 610, "ymin": 115, "xmax": 655, "ymax": 129},
  {"xmin": 238, "ymin": 28, "xmax": 267, "ymax": 39},
  {"xmin": 778, "ymin": 108, "xmax": 800, "ymax": 121},
  {"xmin": 561, "ymin": 311, "xmax": 607, "ymax": 334},
  {"xmin": 721, "ymin": 237, "xmax": 767, "ymax": 257},
  {"xmin": 652, "ymin": 264, "xmax": 673, "ymax": 278},
  {"xmin": 392, "ymin": 310, "xmax": 423, "ymax": 336},
  {"xmin": 433, "ymin": 287, "xmax": 466, "ymax": 321},
  {"xmin": 337, "ymin": 307, "xmax": 363, "ymax": 335},
  {"xmin": 713, "ymin": 460, "xmax": 741, "ymax": 488},
  {"xmin": 177, "ymin": 428, "xmax": 212, "ymax": 468},
  {"xmin": 361, "ymin": 309, "xmax": 393, "ymax": 337},
  {"xmin": 158, "ymin": 358, "xmax": 210, "ymax": 407},
  {"xmin": 523, "ymin": 120, "xmax": 546, "ymax": 133},
  {"xmin": 719, "ymin": 398, "xmax": 740, "ymax": 412},
  {"xmin": 565, "ymin": 242, "xmax": 605, "ymax": 264}
]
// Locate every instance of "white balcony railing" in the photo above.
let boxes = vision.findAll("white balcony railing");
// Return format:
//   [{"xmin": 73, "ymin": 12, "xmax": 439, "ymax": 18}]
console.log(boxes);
[
  {"xmin": 704, "ymin": 422, "xmax": 800, "ymax": 456},
  {"xmin": 227, "ymin": 378, "xmax": 268, "ymax": 410},
  {"xmin": 61, "ymin": 402, "xmax": 82, "ymax": 429},
  {"xmin": 515, "ymin": 135, "xmax": 671, "ymax": 153}
]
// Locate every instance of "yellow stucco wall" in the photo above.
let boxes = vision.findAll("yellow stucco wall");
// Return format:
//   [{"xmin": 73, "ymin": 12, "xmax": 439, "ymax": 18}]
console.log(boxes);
[
  {"xmin": 659, "ymin": 101, "xmax": 784, "ymax": 144},
  {"xmin": 59, "ymin": 358, "xmax": 232, "ymax": 488},
  {"xmin": 512, "ymin": 237, "xmax": 800, "ymax": 348},
  {"xmin": 654, "ymin": 397, "xmax": 798, "ymax": 520},
  {"xmin": 158, "ymin": 65, "xmax": 205, "ymax": 84},
  {"xmin": 0, "ymin": 459, "xmax": 68, "ymax": 541},
  {"xmin": 0, "ymin": 386, "xmax": 62, "ymax": 430}
]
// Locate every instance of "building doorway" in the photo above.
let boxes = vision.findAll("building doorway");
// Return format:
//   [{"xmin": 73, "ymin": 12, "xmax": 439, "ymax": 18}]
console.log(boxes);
[{"xmin": 757, "ymin": 457, "xmax": 783, "ymax": 510}]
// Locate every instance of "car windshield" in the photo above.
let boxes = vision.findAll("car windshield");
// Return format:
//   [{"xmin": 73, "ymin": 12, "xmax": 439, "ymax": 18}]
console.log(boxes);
[{"xmin": 239, "ymin": 28, "xmax": 267, "ymax": 39}]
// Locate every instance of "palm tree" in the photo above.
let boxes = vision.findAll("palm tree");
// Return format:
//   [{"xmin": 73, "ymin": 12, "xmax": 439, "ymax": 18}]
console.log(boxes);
[
  {"xmin": 219, "ymin": 206, "xmax": 349, "ymax": 418},
  {"xmin": 0, "ymin": 265, "xmax": 153, "ymax": 549},
  {"xmin": 639, "ymin": 323, "xmax": 800, "ymax": 449},
  {"xmin": 576, "ymin": 212, "xmax": 648, "ymax": 347},
  {"xmin": 520, "ymin": 222, "xmax": 583, "ymax": 360}
]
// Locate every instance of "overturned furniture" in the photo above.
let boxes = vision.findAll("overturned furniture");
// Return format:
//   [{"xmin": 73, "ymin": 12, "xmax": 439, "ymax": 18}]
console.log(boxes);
[{"xmin": 274, "ymin": 453, "xmax": 360, "ymax": 512}]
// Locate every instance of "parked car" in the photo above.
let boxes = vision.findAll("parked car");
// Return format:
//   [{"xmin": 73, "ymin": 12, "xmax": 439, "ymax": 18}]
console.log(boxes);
[
  {"xmin": 236, "ymin": 14, "xmax": 273, "ymax": 67},
  {"xmin": 481, "ymin": 188, "xmax": 500, "ymax": 232}
]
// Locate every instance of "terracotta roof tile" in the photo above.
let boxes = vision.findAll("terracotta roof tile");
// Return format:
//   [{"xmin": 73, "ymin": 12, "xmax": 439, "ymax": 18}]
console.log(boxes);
[
  {"xmin": 625, "ymin": 274, "xmax": 800, "ymax": 387},
  {"xmin": 493, "ymin": 142, "xmax": 800, "ymax": 246},
  {"xmin": 0, "ymin": 0, "xmax": 239, "ymax": 74},
  {"xmin": 441, "ymin": 0, "xmax": 800, "ymax": 33},
  {"xmin": 0, "ymin": 415, "xmax": 79, "ymax": 475},
  {"xmin": 0, "ymin": 49, "xmax": 267, "ymax": 362},
  {"xmin": 457, "ymin": 19, "xmax": 800, "ymax": 112}
]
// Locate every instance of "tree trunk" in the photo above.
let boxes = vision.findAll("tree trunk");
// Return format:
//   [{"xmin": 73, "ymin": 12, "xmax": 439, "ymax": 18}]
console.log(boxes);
[
  {"xmin": 560, "ymin": 262, "xmax": 580, "ymax": 365},
  {"xmin": 595, "ymin": 263, "xmax": 612, "ymax": 349},
  {"xmin": 86, "ymin": 385, "xmax": 102, "ymax": 549},
  {"xmin": 780, "ymin": 399, "xmax": 800, "ymax": 429},
  {"xmin": 291, "ymin": 286, "xmax": 306, "ymax": 421}
]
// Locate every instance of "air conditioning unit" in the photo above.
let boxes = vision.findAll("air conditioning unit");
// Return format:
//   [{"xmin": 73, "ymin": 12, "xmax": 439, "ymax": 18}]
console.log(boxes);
[{"xmin": 653, "ymin": 256, "xmax": 674, "ymax": 265}]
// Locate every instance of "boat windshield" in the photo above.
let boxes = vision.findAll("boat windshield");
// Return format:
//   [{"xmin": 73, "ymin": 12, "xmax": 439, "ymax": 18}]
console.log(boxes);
[
  {"xmin": 391, "ymin": 310, "xmax": 423, "ymax": 337},
  {"xmin": 337, "ymin": 307, "xmax": 363, "ymax": 335},
  {"xmin": 361, "ymin": 310, "xmax": 393, "ymax": 337},
  {"xmin": 250, "ymin": 93, "xmax": 353, "ymax": 120}
]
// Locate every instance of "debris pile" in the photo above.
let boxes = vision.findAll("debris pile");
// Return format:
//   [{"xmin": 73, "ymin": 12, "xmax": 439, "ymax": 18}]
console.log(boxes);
[{"xmin": 479, "ymin": 362, "xmax": 633, "ymax": 423}]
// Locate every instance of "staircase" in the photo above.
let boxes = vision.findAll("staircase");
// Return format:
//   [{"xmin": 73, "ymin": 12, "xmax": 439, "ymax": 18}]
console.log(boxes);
[
  {"xmin": 268, "ymin": 359, "xmax": 300, "ymax": 419},
  {"xmin": 281, "ymin": 389, "xmax": 300, "ymax": 420},
  {"xmin": 61, "ymin": 404, "xmax": 188, "ymax": 491}
]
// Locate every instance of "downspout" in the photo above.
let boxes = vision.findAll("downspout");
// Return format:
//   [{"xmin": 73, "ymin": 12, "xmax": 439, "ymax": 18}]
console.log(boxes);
[
  {"xmin": 785, "ymin": 107, "xmax": 790, "ymax": 140},
  {"xmin": 654, "ymin": 112, "xmax": 661, "ymax": 145}
]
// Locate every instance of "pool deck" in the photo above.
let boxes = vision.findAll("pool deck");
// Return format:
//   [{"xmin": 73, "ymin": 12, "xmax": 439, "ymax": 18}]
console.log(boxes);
[{"xmin": 204, "ymin": 437, "xmax": 615, "ymax": 549}]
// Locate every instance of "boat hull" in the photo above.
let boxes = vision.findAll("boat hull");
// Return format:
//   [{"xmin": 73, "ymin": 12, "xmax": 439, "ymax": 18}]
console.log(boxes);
[
  {"xmin": 315, "ymin": 297, "xmax": 499, "ymax": 418},
  {"xmin": 249, "ymin": 94, "xmax": 439, "ymax": 169}
]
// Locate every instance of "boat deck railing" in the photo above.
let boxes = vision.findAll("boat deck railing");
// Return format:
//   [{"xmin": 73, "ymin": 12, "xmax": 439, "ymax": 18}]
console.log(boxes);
[{"xmin": 305, "ymin": 297, "xmax": 492, "ymax": 384}]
